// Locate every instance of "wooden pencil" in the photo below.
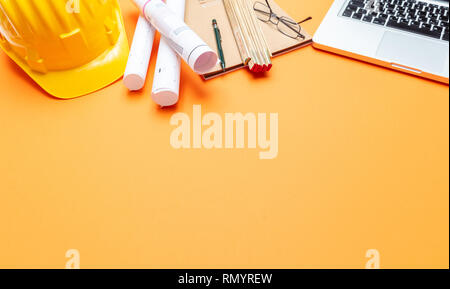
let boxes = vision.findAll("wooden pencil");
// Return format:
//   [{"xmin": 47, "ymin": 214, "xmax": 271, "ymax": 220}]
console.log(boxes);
[
  {"xmin": 223, "ymin": 0, "xmax": 272, "ymax": 71},
  {"xmin": 223, "ymin": 0, "xmax": 251, "ymax": 65}
]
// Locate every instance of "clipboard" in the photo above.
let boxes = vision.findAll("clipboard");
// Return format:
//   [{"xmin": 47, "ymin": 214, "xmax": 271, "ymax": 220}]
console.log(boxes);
[{"xmin": 185, "ymin": 0, "xmax": 312, "ymax": 79}]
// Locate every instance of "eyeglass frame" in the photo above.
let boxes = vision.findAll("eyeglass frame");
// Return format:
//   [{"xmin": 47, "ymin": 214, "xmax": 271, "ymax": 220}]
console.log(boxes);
[{"xmin": 253, "ymin": 0, "xmax": 312, "ymax": 40}]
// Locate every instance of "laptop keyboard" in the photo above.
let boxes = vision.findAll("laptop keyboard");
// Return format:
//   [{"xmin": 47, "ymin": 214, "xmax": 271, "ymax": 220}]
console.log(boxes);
[{"xmin": 342, "ymin": 0, "xmax": 449, "ymax": 41}]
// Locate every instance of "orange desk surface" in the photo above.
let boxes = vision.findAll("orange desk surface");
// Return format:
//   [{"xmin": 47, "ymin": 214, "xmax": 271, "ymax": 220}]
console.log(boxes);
[{"xmin": 0, "ymin": 1, "xmax": 448, "ymax": 269}]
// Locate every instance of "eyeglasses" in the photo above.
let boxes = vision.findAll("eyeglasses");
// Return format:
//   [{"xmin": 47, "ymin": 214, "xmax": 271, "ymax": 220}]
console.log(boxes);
[{"xmin": 253, "ymin": 0, "xmax": 312, "ymax": 40}]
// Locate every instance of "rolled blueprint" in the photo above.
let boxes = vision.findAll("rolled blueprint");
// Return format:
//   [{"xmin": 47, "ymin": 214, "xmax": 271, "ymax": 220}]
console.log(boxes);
[
  {"xmin": 151, "ymin": 0, "xmax": 185, "ymax": 107},
  {"xmin": 133, "ymin": 0, "xmax": 218, "ymax": 74},
  {"xmin": 124, "ymin": 16, "xmax": 156, "ymax": 91}
]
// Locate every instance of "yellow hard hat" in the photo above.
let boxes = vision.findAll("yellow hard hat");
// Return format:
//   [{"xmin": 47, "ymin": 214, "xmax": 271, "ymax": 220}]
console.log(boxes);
[{"xmin": 0, "ymin": 0, "xmax": 129, "ymax": 99}]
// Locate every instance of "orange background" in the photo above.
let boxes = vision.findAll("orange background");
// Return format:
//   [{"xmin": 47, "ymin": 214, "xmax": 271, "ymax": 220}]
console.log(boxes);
[{"xmin": 0, "ymin": 0, "xmax": 448, "ymax": 269}]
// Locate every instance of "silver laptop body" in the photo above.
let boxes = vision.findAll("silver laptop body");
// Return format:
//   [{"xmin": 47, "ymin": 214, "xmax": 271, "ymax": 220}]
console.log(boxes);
[{"xmin": 313, "ymin": 0, "xmax": 449, "ymax": 83}]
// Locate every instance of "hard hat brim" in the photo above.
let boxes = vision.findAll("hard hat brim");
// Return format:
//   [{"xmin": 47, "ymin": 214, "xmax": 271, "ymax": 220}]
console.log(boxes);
[{"xmin": 0, "ymin": 13, "xmax": 129, "ymax": 99}]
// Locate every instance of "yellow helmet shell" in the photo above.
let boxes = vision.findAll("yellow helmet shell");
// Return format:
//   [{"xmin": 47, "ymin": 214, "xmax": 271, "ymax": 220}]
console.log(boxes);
[{"xmin": 0, "ymin": 0, "xmax": 129, "ymax": 99}]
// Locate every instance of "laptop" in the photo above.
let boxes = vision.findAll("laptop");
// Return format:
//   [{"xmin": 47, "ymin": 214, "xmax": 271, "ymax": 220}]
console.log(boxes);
[{"xmin": 313, "ymin": 0, "xmax": 449, "ymax": 84}]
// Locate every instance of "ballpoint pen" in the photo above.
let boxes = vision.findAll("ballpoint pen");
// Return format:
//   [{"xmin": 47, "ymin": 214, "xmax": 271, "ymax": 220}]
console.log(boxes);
[{"xmin": 212, "ymin": 19, "xmax": 226, "ymax": 72}]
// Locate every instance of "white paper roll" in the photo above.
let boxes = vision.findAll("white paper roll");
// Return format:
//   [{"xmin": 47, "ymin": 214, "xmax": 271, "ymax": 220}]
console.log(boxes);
[
  {"xmin": 151, "ymin": 0, "xmax": 185, "ymax": 107},
  {"xmin": 133, "ymin": 0, "xmax": 218, "ymax": 74},
  {"xmin": 123, "ymin": 16, "xmax": 156, "ymax": 91}
]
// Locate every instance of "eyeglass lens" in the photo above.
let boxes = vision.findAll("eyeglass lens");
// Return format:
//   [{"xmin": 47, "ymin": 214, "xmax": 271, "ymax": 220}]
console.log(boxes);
[
  {"xmin": 253, "ymin": 1, "xmax": 304, "ymax": 39},
  {"xmin": 254, "ymin": 1, "xmax": 272, "ymax": 22},
  {"xmin": 278, "ymin": 17, "xmax": 303, "ymax": 39}
]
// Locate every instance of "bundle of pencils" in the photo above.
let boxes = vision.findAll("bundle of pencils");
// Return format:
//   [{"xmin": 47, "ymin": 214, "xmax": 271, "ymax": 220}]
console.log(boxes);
[{"xmin": 223, "ymin": 0, "xmax": 272, "ymax": 72}]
